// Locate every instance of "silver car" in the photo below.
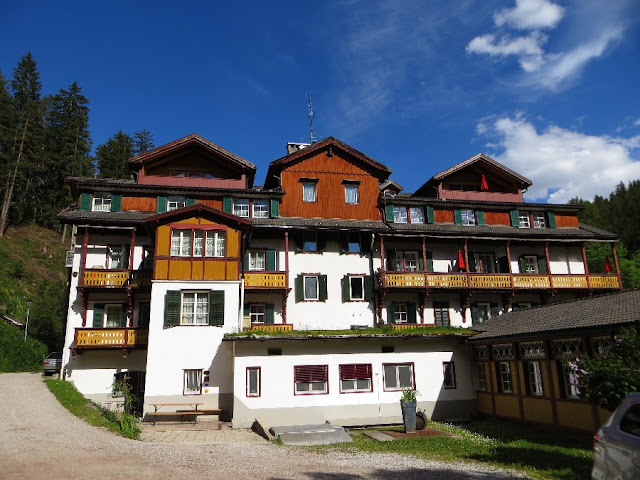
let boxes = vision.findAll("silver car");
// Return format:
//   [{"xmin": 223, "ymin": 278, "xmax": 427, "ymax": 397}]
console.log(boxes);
[
  {"xmin": 592, "ymin": 392, "xmax": 640, "ymax": 480},
  {"xmin": 43, "ymin": 352, "xmax": 62, "ymax": 376}
]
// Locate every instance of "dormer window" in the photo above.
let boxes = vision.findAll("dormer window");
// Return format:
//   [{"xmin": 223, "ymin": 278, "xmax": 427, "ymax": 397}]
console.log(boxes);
[
  {"xmin": 409, "ymin": 207, "xmax": 424, "ymax": 224},
  {"xmin": 167, "ymin": 196, "xmax": 186, "ymax": 211},
  {"xmin": 393, "ymin": 207, "xmax": 408, "ymax": 223},
  {"xmin": 92, "ymin": 195, "xmax": 112, "ymax": 212},
  {"xmin": 533, "ymin": 213, "xmax": 546, "ymax": 228},
  {"xmin": 252, "ymin": 200, "xmax": 269, "ymax": 218},
  {"xmin": 461, "ymin": 209, "xmax": 475, "ymax": 226},
  {"xmin": 302, "ymin": 183, "xmax": 317, "ymax": 202},
  {"xmin": 234, "ymin": 199, "xmax": 250, "ymax": 217},
  {"xmin": 519, "ymin": 212, "xmax": 531, "ymax": 228}
]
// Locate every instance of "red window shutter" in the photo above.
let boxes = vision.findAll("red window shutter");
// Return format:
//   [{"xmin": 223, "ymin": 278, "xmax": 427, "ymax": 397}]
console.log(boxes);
[
  {"xmin": 339, "ymin": 364, "xmax": 372, "ymax": 380},
  {"xmin": 294, "ymin": 365, "xmax": 328, "ymax": 383}
]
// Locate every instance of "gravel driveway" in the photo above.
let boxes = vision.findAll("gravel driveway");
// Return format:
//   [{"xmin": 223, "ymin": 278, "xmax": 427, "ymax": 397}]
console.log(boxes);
[{"xmin": 0, "ymin": 373, "xmax": 524, "ymax": 479}]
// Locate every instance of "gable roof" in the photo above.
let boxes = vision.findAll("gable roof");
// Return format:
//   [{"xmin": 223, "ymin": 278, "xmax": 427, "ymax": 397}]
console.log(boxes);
[
  {"xmin": 470, "ymin": 290, "xmax": 640, "ymax": 342},
  {"xmin": 143, "ymin": 203, "xmax": 251, "ymax": 230},
  {"xmin": 129, "ymin": 133, "xmax": 256, "ymax": 173},
  {"xmin": 264, "ymin": 137, "xmax": 392, "ymax": 188},
  {"xmin": 414, "ymin": 153, "xmax": 532, "ymax": 196}
]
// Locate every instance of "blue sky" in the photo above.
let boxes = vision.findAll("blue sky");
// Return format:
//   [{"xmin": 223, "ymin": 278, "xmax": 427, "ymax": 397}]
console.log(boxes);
[{"xmin": 2, "ymin": 0, "xmax": 639, "ymax": 203}]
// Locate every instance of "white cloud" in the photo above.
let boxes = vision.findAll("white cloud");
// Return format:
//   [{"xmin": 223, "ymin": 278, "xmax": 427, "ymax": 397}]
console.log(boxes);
[
  {"xmin": 465, "ymin": 32, "xmax": 546, "ymax": 72},
  {"xmin": 494, "ymin": 0, "xmax": 565, "ymax": 30},
  {"xmin": 478, "ymin": 115, "xmax": 640, "ymax": 202}
]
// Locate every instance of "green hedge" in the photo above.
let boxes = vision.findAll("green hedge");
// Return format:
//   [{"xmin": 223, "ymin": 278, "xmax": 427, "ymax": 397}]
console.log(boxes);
[{"xmin": 0, "ymin": 320, "xmax": 48, "ymax": 372}]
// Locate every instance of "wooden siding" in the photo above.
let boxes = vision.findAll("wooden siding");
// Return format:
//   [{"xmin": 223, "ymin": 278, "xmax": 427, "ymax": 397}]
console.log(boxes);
[
  {"xmin": 484, "ymin": 211, "xmax": 511, "ymax": 226},
  {"xmin": 554, "ymin": 214, "xmax": 579, "ymax": 228},
  {"xmin": 522, "ymin": 397, "xmax": 554, "ymax": 424},
  {"xmin": 279, "ymin": 150, "xmax": 381, "ymax": 220},
  {"xmin": 494, "ymin": 394, "xmax": 520, "ymax": 417},
  {"xmin": 434, "ymin": 209, "xmax": 454, "ymax": 223},
  {"xmin": 144, "ymin": 151, "xmax": 242, "ymax": 178},
  {"xmin": 477, "ymin": 392, "xmax": 493, "ymax": 414},
  {"xmin": 556, "ymin": 401, "xmax": 596, "ymax": 431},
  {"xmin": 122, "ymin": 196, "xmax": 156, "ymax": 212}
]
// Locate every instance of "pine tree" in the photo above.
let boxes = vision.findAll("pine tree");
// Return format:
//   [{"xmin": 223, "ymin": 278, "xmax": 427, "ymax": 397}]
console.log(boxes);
[
  {"xmin": 95, "ymin": 130, "xmax": 135, "ymax": 179},
  {"xmin": 134, "ymin": 129, "xmax": 154, "ymax": 155},
  {"xmin": 0, "ymin": 72, "xmax": 17, "ymax": 179}
]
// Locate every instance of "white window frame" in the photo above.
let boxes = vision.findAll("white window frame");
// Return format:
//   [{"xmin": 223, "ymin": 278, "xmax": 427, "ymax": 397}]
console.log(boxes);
[
  {"xmin": 92, "ymin": 196, "xmax": 111, "ymax": 212},
  {"xmin": 409, "ymin": 207, "xmax": 424, "ymax": 224},
  {"xmin": 167, "ymin": 196, "xmax": 186, "ymax": 211},
  {"xmin": 103, "ymin": 303, "xmax": 126, "ymax": 328},
  {"xmin": 527, "ymin": 361, "xmax": 544, "ymax": 396},
  {"xmin": 170, "ymin": 230, "xmax": 192, "ymax": 256},
  {"xmin": 498, "ymin": 362, "xmax": 513, "ymax": 393},
  {"xmin": 519, "ymin": 212, "xmax": 531, "ymax": 228},
  {"xmin": 302, "ymin": 183, "xmax": 317, "ymax": 202},
  {"xmin": 461, "ymin": 209, "xmax": 475, "ymax": 226},
  {"xmin": 345, "ymin": 184, "xmax": 359, "ymax": 204},
  {"xmin": 523, "ymin": 255, "xmax": 539, "ymax": 274},
  {"xmin": 246, "ymin": 367, "xmax": 261, "ymax": 397},
  {"xmin": 252, "ymin": 200, "xmax": 269, "ymax": 218},
  {"xmin": 248, "ymin": 250, "xmax": 266, "ymax": 271},
  {"xmin": 339, "ymin": 364, "xmax": 372, "ymax": 393},
  {"xmin": 561, "ymin": 364, "xmax": 581, "ymax": 399},
  {"xmin": 394, "ymin": 303, "xmax": 408, "ymax": 323},
  {"xmin": 294, "ymin": 365, "xmax": 328, "ymax": 395},
  {"xmin": 303, "ymin": 275, "xmax": 319, "ymax": 300},
  {"xmin": 249, "ymin": 304, "xmax": 265, "ymax": 324},
  {"xmin": 349, "ymin": 275, "xmax": 365, "ymax": 300},
  {"xmin": 533, "ymin": 212, "xmax": 546, "ymax": 228},
  {"xmin": 183, "ymin": 369, "xmax": 202, "ymax": 395},
  {"xmin": 181, "ymin": 291, "xmax": 209, "ymax": 325},
  {"xmin": 393, "ymin": 206, "xmax": 408, "ymax": 223},
  {"xmin": 234, "ymin": 199, "xmax": 250, "ymax": 217},
  {"xmin": 383, "ymin": 363, "xmax": 414, "ymax": 391},
  {"xmin": 404, "ymin": 251, "xmax": 419, "ymax": 272},
  {"xmin": 205, "ymin": 230, "xmax": 225, "ymax": 257}
]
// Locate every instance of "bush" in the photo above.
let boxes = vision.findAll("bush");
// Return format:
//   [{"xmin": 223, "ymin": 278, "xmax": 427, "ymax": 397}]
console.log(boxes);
[{"xmin": 0, "ymin": 320, "xmax": 48, "ymax": 372}]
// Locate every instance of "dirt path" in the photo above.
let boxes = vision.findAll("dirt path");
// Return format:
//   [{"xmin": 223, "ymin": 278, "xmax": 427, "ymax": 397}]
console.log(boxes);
[{"xmin": 0, "ymin": 373, "xmax": 523, "ymax": 479}]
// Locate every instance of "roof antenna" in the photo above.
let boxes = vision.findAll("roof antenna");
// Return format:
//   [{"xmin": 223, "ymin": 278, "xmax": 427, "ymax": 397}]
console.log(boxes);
[{"xmin": 307, "ymin": 93, "xmax": 316, "ymax": 144}]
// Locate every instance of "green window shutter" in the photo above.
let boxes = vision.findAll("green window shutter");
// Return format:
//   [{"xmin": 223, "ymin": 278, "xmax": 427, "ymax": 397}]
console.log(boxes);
[
  {"xmin": 266, "ymin": 250, "xmax": 277, "ymax": 271},
  {"xmin": 538, "ymin": 256, "xmax": 548, "ymax": 274},
  {"xmin": 243, "ymin": 304, "xmax": 250, "ymax": 317},
  {"xmin": 547, "ymin": 212, "xmax": 556, "ymax": 228},
  {"xmin": 341, "ymin": 275, "xmax": 350, "ymax": 302},
  {"xmin": 385, "ymin": 204, "xmax": 394, "ymax": 223},
  {"xmin": 270, "ymin": 198, "xmax": 279, "ymax": 218},
  {"xmin": 519, "ymin": 256, "xmax": 526, "ymax": 274},
  {"xmin": 364, "ymin": 275, "xmax": 374, "ymax": 301},
  {"xmin": 265, "ymin": 303, "xmax": 274, "ymax": 324},
  {"xmin": 209, "ymin": 291, "xmax": 225, "ymax": 326},
  {"xmin": 295, "ymin": 275, "xmax": 304, "ymax": 302},
  {"xmin": 426, "ymin": 251, "xmax": 434, "ymax": 272},
  {"xmin": 476, "ymin": 210, "xmax": 485, "ymax": 226},
  {"xmin": 111, "ymin": 194, "xmax": 122, "ymax": 212},
  {"xmin": 418, "ymin": 257, "xmax": 424, "ymax": 272},
  {"xmin": 319, "ymin": 275, "xmax": 328, "ymax": 302},
  {"xmin": 510, "ymin": 209, "xmax": 520, "ymax": 227},
  {"xmin": 426, "ymin": 205, "xmax": 435, "ymax": 224},
  {"xmin": 80, "ymin": 193, "xmax": 92, "ymax": 211},
  {"xmin": 157, "ymin": 196, "xmax": 167, "ymax": 213},
  {"xmin": 243, "ymin": 251, "xmax": 249, "ymax": 271},
  {"xmin": 93, "ymin": 304, "xmax": 104, "ymax": 328},
  {"xmin": 186, "ymin": 197, "xmax": 196, "ymax": 206},
  {"xmin": 408, "ymin": 303, "xmax": 417, "ymax": 324},
  {"xmin": 164, "ymin": 291, "xmax": 180, "ymax": 329},
  {"xmin": 223, "ymin": 196, "xmax": 233, "ymax": 213},
  {"xmin": 454, "ymin": 209, "xmax": 462, "ymax": 225},
  {"xmin": 388, "ymin": 303, "xmax": 396, "ymax": 324},
  {"xmin": 121, "ymin": 304, "xmax": 128, "ymax": 327}
]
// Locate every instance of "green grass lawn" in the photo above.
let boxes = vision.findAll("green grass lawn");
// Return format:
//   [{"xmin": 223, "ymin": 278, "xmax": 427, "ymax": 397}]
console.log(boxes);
[{"xmin": 332, "ymin": 418, "xmax": 593, "ymax": 480}]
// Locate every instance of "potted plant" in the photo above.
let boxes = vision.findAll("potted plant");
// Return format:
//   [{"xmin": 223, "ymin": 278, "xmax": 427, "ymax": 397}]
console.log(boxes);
[{"xmin": 400, "ymin": 388, "xmax": 419, "ymax": 433}]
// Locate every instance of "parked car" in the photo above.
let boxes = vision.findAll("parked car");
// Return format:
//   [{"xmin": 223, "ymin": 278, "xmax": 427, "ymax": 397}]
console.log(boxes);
[
  {"xmin": 42, "ymin": 352, "xmax": 62, "ymax": 376},
  {"xmin": 592, "ymin": 392, "xmax": 640, "ymax": 480}
]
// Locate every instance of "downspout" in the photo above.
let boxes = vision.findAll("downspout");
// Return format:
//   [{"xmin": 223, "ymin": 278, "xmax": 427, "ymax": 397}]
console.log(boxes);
[{"xmin": 369, "ymin": 233, "xmax": 377, "ymax": 328}]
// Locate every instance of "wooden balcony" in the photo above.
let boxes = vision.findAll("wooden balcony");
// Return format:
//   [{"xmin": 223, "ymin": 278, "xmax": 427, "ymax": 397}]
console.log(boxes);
[
  {"xmin": 380, "ymin": 272, "xmax": 620, "ymax": 291},
  {"xmin": 244, "ymin": 272, "xmax": 287, "ymax": 288},
  {"xmin": 81, "ymin": 269, "xmax": 152, "ymax": 288},
  {"xmin": 392, "ymin": 323, "xmax": 435, "ymax": 330},
  {"xmin": 74, "ymin": 328, "xmax": 149, "ymax": 349},
  {"xmin": 249, "ymin": 324, "xmax": 293, "ymax": 332}
]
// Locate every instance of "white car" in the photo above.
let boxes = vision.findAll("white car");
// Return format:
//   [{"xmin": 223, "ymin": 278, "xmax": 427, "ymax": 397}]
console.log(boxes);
[{"xmin": 592, "ymin": 392, "xmax": 640, "ymax": 480}]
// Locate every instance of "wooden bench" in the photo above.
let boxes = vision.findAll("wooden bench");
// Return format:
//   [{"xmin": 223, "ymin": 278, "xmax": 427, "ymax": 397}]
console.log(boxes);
[{"xmin": 148, "ymin": 403, "xmax": 204, "ymax": 425}]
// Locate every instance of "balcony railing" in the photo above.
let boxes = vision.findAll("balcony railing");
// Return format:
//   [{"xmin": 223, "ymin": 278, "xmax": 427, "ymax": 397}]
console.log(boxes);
[
  {"xmin": 244, "ymin": 272, "xmax": 287, "ymax": 288},
  {"xmin": 74, "ymin": 328, "xmax": 149, "ymax": 348},
  {"xmin": 381, "ymin": 272, "xmax": 620, "ymax": 290},
  {"xmin": 81, "ymin": 269, "xmax": 152, "ymax": 288},
  {"xmin": 249, "ymin": 324, "xmax": 293, "ymax": 332}
]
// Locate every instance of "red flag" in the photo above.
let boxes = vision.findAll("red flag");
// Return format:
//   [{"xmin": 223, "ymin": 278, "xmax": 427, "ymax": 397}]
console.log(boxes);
[
  {"xmin": 457, "ymin": 250, "xmax": 466, "ymax": 270},
  {"xmin": 480, "ymin": 174, "xmax": 489, "ymax": 191},
  {"xmin": 604, "ymin": 255, "xmax": 613, "ymax": 273}
]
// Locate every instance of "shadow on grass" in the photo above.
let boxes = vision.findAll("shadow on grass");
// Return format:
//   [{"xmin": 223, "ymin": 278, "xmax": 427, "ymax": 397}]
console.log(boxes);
[{"xmin": 268, "ymin": 466, "xmax": 518, "ymax": 480}]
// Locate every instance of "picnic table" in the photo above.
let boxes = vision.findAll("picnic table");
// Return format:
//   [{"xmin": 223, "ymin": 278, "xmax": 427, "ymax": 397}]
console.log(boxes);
[{"xmin": 148, "ymin": 402, "xmax": 204, "ymax": 425}]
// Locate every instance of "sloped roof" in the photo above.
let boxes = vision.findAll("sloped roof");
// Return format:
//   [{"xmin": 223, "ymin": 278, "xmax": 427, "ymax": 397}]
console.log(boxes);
[
  {"xmin": 264, "ymin": 137, "xmax": 392, "ymax": 188},
  {"xmin": 143, "ymin": 203, "xmax": 251, "ymax": 229},
  {"xmin": 470, "ymin": 290, "xmax": 640, "ymax": 341}
]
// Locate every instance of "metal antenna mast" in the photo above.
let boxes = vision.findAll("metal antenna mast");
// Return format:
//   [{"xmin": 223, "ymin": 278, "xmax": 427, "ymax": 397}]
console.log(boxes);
[{"xmin": 307, "ymin": 93, "xmax": 316, "ymax": 143}]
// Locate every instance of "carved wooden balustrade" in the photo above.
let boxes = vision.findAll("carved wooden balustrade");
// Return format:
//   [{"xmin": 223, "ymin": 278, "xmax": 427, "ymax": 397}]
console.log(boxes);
[
  {"xmin": 244, "ymin": 272, "xmax": 287, "ymax": 288},
  {"xmin": 74, "ymin": 328, "xmax": 149, "ymax": 348}
]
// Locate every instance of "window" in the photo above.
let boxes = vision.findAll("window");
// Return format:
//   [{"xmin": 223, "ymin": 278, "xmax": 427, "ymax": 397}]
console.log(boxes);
[
  {"xmin": 246, "ymin": 367, "xmax": 261, "ymax": 397},
  {"xmin": 403, "ymin": 251, "xmax": 419, "ymax": 272},
  {"xmin": 383, "ymin": 363, "xmax": 414, "ymax": 390},
  {"xmin": 560, "ymin": 363, "xmax": 580, "ymax": 399},
  {"xmin": 474, "ymin": 303, "xmax": 491, "ymax": 324},
  {"xmin": 345, "ymin": 232, "xmax": 361, "ymax": 253},
  {"xmin": 497, "ymin": 362, "xmax": 512, "ymax": 393},
  {"xmin": 394, "ymin": 303, "xmax": 408, "ymax": 323},
  {"xmin": 345, "ymin": 184, "xmax": 359, "ymax": 204},
  {"xmin": 409, "ymin": 207, "xmax": 424, "ymax": 224},
  {"xmin": 234, "ymin": 199, "xmax": 250, "ymax": 217},
  {"xmin": 473, "ymin": 253, "xmax": 496, "ymax": 273},
  {"xmin": 171, "ymin": 230, "xmax": 191, "ymax": 256},
  {"xmin": 526, "ymin": 361, "xmax": 544, "ymax": 396},
  {"xmin": 476, "ymin": 363, "xmax": 486, "ymax": 391},
  {"xmin": 304, "ymin": 276, "xmax": 319, "ymax": 300},
  {"xmin": 184, "ymin": 369, "xmax": 202, "ymax": 395},
  {"xmin": 249, "ymin": 304, "xmax": 265, "ymax": 324},
  {"xmin": 171, "ymin": 230, "xmax": 225, "ymax": 257},
  {"xmin": 519, "ymin": 212, "xmax": 531, "ymax": 228},
  {"xmin": 181, "ymin": 292, "xmax": 209, "ymax": 325},
  {"xmin": 533, "ymin": 213, "xmax": 546, "ymax": 228},
  {"xmin": 104, "ymin": 304, "xmax": 126, "ymax": 328},
  {"xmin": 167, "ymin": 196, "xmax": 186, "ymax": 211},
  {"xmin": 339, "ymin": 364, "xmax": 372, "ymax": 393},
  {"xmin": 252, "ymin": 200, "xmax": 269, "ymax": 218},
  {"xmin": 301, "ymin": 231, "xmax": 318, "ymax": 252},
  {"xmin": 108, "ymin": 245, "xmax": 128, "ymax": 269},
  {"xmin": 302, "ymin": 183, "xmax": 316, "ymax": 202},
  {"xmin": 433, "ymin": 302, "xmax": 450, "ymax": 326},
  {"xmin": 522, "ymin": 256, "xmax": 539, "ymax": 274},
  {"xmin": 388, "ymin": 250, "xmax": 422, "ymax": 272},
  {"xmin": 393, "ymin": 206, "xmax": 408, "ymax": 223},
  {"xmin": 294, "ymin": 365, "xmax": 328, "ymax": 394},
  {"xmin": 443, "ymin": 362, "xmax": 456, "ymax": 389},
  {"xmin": 92, "ymin": 196, "xmax": 111, "ymax": 212},
  {"xmin": 461, "ymin": 209, "xmax": 475, "ymax": 226},
  {"xmin": 248, "ymin": 251, "xmax": 266, "ymax": 271},
  {"xmin": 349, "ymin": 276, "xmax": 364, "ymax": 300},
  {"xmin": 205, "ymin": 231, "xmax": 225, "ymax": 257}
]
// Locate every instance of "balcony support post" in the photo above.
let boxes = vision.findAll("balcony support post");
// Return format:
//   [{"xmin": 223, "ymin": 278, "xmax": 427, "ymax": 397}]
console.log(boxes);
[
  {"xmin": 545, "ymin": 241, "xmax": 554, "ymax": 290},
  {"xmin": 282, "ymin": 290, "xmax": 288, "ymax": 324},
  {"xmin": 80, "ymin": 228, "xmax": 89, "ymax": 288},
  {"xmin": 80, "ymin": 290, "xmax": 87, "ymax": 327},
  {"xmin": 506, "ymin": 240, "xmax": 514, "ymax": 291},
  {"xmin": 127, "ymin": 290, "xmax": 133, "ymax": 328},
  {"xmin": 129, "ymin": 227, "xmax": 136, "ymax": 270},
  {"xmin": 284, "ymin": 231, "xmax": 289, "ymax": 287},
  {"xmin": 380, "ymin": 236, "xmax": 386, "ymax": 287},
  {"xmin": 582, "ymin": 242, "xmax": 591, "ymax": 289},
  {"xmin": 421, "ymin": 237, "xmax": 428, "ymax": 289},
  {"xmin": 612, "ymin": 243, "xmax": 622, "ymax": 289}
]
